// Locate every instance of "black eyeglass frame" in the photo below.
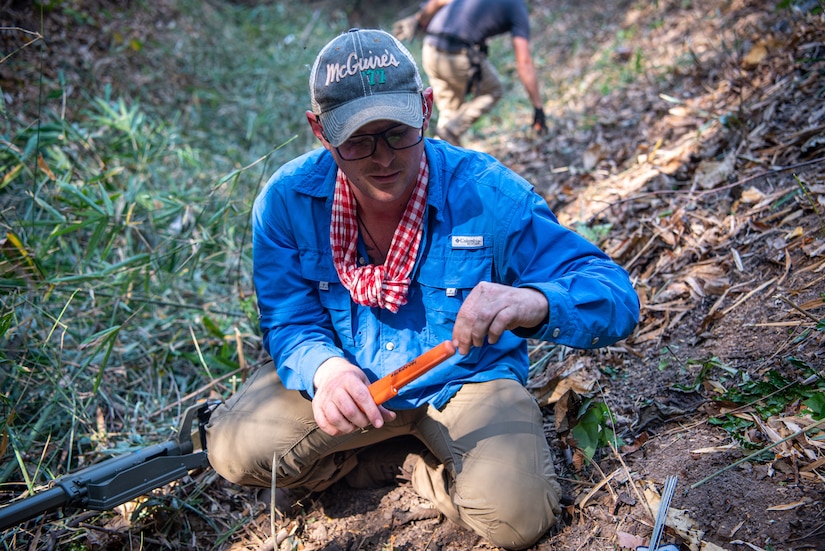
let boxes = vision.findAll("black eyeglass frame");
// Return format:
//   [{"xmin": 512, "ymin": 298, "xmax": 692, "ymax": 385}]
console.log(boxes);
[{"xmin": 322, "ymin": 123, "xmax": 425, "ymax": 161}]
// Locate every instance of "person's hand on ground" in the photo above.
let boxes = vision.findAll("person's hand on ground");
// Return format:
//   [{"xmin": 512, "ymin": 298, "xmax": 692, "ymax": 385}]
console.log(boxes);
[
  {"xmin": 393, "ymin": 15, "xmax": 419, "ymax": 42},
  {"xmin": 532, "ymin": 106, "xmax": 548, "ymax": 135}
]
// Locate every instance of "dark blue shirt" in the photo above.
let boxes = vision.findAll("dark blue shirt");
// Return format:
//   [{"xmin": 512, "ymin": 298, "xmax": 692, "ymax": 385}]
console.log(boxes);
[{"xmin": 424, "ymin": 0, "xmax": 531, "ymax": 51}]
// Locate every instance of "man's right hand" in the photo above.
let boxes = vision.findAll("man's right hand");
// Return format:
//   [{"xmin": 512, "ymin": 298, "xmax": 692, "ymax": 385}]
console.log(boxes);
[
  {"xmin": 312, "ymin": 357, "xmax": 396, "ymax": 436},
  {"xmin": 392, "ymin": 15, "xmax": 419, "ymax": 42}
]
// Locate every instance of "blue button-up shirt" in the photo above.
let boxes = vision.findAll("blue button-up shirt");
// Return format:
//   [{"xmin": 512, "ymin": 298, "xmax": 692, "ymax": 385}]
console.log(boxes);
[{"xmin": 252, "ymin": 139, "xmax": 639, "ymax": 409}]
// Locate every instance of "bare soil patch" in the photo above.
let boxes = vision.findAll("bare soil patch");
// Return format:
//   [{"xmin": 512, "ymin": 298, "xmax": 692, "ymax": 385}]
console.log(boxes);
[{"xmin": 1, "ymin": 0, "xmax": 823, "ymax": 550}]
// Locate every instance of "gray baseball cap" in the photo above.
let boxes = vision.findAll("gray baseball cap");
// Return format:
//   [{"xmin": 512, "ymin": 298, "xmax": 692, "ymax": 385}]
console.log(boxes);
[{"xmin": 309, "ymin": 28, "xmax": 424, "ymax": 147}]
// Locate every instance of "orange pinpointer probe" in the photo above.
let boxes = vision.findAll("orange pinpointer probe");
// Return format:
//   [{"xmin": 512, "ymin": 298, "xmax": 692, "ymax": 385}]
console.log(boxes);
[{"xmin": 368, "ymin": 341, "xmax": 456, "ymax": 406}]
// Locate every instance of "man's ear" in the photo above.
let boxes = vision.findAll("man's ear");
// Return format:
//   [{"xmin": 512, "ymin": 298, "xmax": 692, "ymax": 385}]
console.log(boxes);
[
  {"xmin": 422, "ymin": 88, "xmax": 435, "ymax": 131},
  {"xmin": 306, "ymin": 111, "xmax": 330, "ymax": 147}
]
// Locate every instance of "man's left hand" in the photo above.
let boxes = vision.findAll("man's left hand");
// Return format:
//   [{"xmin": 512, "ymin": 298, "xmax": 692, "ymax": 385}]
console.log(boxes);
[
  {"xmin": 452, "ymin": 282, "xmax": 548, "ymax": 355},
  {"xmin": 532, "ymin": 107, "xmax": 548, "ymax": 135}
]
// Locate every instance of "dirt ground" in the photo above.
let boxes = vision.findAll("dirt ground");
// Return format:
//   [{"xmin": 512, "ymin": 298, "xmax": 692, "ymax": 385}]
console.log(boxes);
[{"xmin": 2, "ymin": 0, "xmax": 824, "ymax": 550}]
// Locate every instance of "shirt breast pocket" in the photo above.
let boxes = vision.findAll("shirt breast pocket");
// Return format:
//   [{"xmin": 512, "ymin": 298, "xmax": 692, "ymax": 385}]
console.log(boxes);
[
  {"xmin": 417, "ymin": 247, "xmax": 493, "ymax": 351},
  {"xmin": 299, "ymin": 251, "xmax": 356, "ymax": 348}
]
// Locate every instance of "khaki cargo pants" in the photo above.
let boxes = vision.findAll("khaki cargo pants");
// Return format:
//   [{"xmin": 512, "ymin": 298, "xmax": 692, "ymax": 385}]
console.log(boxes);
[
  {"xmin": 206, "ymin": 360, "xmax": 561, "ymax": 550},
  {"xmin": 422, "ymin": 41, "xmax": 505, "ymax": 142}
]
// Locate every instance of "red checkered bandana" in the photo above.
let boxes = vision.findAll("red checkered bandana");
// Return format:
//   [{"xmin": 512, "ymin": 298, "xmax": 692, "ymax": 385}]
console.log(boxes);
[{"xmin": 330, "ymin": 153, "xmax": 429, "ymax": 313}]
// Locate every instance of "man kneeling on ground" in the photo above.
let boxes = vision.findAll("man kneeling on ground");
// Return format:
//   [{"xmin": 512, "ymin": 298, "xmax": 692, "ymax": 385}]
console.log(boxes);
[{"xmin": 206, "ymin": 28, "xmax": 639, "ymax": 550}]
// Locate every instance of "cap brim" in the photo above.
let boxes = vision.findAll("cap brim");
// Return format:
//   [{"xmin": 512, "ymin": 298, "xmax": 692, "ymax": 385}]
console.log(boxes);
[{"xmin": 319, "ymin": 92, "xmax": 422, "ymax": 147}]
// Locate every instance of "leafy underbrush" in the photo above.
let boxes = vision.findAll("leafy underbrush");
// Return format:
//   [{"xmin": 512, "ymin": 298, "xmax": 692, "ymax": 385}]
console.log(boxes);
[
  {"xmin": 0, "ymin": 0, "xmax": 350, "ymax": 504},
  {"xmin": 0, "ymin": 91, "xmax": 253, "ymax": 488}
]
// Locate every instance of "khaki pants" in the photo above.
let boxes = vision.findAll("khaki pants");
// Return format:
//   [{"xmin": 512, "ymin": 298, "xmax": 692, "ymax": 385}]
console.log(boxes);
[
  {"xmin": 206, "ymin": 361, "xmax": 561, "ymax": 550},
  {"xmin": 422, "ymin": 42, "xmax": 504, "ymax": 141}
]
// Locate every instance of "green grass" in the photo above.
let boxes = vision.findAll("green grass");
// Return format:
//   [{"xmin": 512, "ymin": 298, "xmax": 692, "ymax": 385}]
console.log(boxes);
[{"xmin": 0, "ymin": 0, "xmax": 350, "ymax": 503}]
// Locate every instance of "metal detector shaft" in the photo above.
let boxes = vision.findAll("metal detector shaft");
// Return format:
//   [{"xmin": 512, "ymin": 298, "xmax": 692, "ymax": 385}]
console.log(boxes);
[{"xmin": 0, "ymin": 401, "xmax": 216, "ymax": 531}]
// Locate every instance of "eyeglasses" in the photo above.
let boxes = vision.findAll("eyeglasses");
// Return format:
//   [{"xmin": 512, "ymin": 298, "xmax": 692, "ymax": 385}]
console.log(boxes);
[{"xmin": 334, "ymin": 124, "xmax": 424, "ymax": 161}]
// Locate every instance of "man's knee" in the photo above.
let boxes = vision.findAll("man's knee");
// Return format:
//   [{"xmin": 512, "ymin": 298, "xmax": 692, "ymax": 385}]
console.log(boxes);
[
  {"xmin": 485, "ymin": 502, "xmax": 558, "ymax": 550},
  {"xmin": 453, "ymin": 463, "xmax": 561, "ymax": 550},
  {"xmin": 206, "ymin": 411, "xmax": 271, "ymax": 487}
]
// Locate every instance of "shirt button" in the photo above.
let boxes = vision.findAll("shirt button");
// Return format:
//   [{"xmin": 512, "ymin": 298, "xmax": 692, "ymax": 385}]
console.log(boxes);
[
  {"xmin": 386, "ymin": 342, "xmax": 395, "ymax": 351},
  {"xmin": 552, "ymin": 328, "xmax": 560, "ymax": 338},
  {"xmin": 591, "ymin": 337, "xmax": 599, "ymax": 345}
]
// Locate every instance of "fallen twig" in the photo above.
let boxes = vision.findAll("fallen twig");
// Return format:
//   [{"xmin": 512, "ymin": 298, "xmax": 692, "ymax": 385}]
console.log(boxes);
[
  {"xmin": 690, "ymin": 417, "xmax": 825, "ymax": 489},
  {"xmin": 774, "ymin": 294, "xmax": 822, "ymax": 324},
  {"xmin": 721, "ymin": 277, "xmax": 777, "ymax": 316}
]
